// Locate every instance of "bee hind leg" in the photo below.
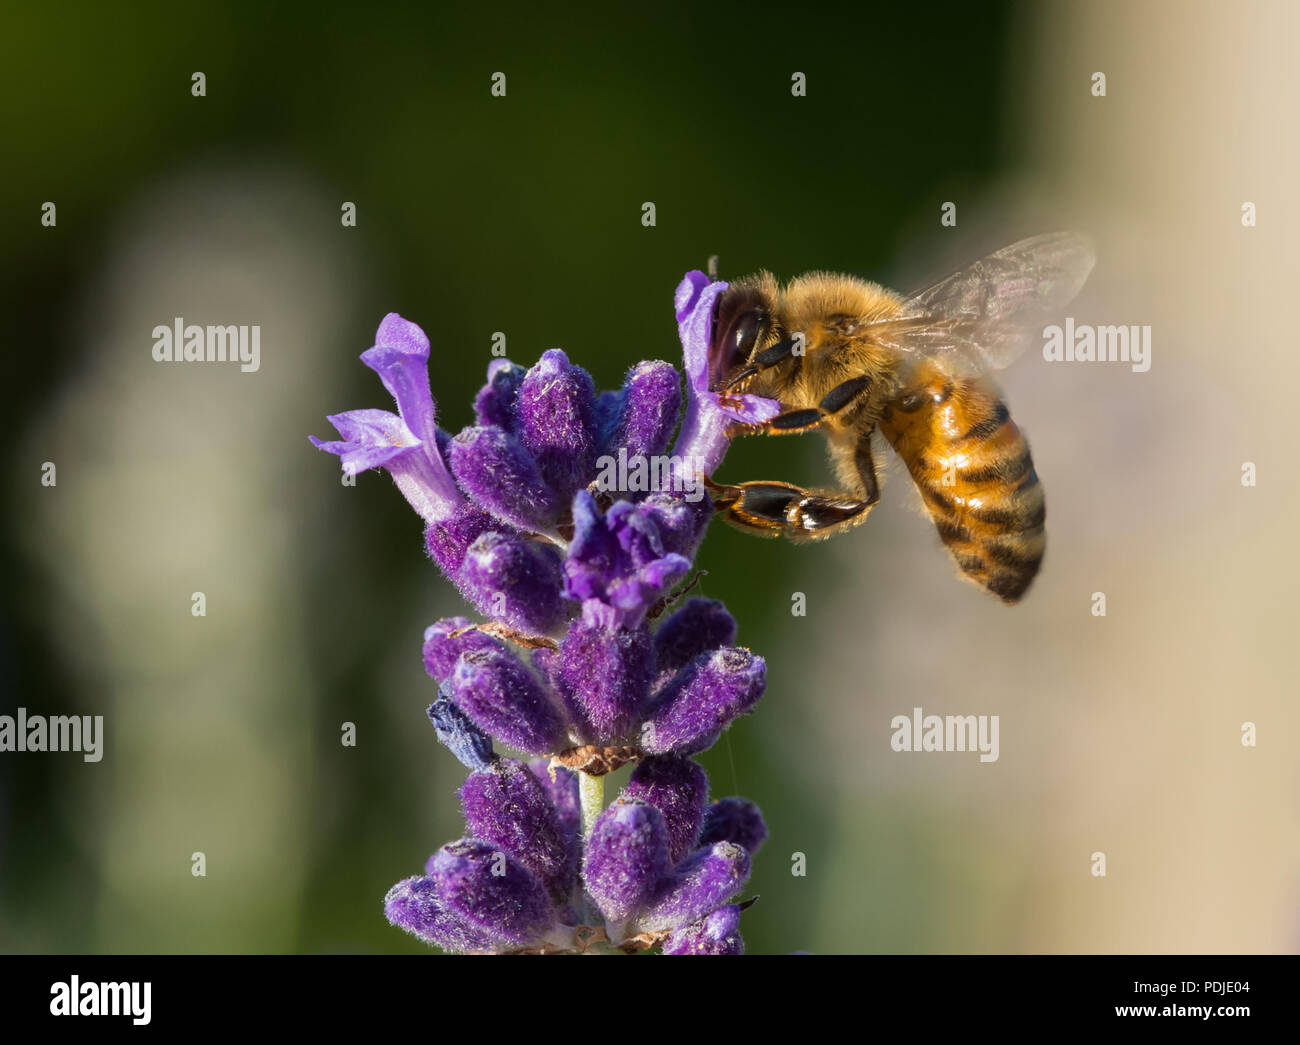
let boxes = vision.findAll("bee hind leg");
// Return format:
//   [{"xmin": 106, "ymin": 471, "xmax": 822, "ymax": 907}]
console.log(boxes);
[{"xmin": 704, "ymin": 477, "xmax": 876, "ymax": 541}]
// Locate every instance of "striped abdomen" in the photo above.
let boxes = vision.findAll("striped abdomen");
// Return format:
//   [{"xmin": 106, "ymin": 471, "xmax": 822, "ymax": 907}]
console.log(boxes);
[{"xmin": 878, "ymin": 362, "xmax": 1045, "ymax": 603}]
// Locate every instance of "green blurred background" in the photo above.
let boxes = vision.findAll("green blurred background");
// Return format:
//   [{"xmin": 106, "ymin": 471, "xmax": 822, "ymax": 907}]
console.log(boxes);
[{"xmin": 3, "ymin": 1, "xmax": 1297, "ymax": 954}]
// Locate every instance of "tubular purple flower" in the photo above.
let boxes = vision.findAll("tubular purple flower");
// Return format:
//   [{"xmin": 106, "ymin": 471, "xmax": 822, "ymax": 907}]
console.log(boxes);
[
  {"xmin": 698, "ymin": 797, "xmax": 768, "ymax": 856},
  {"xmin": 359, "ymin": 313, "xmax": 440, "ymax": 457},
  {"xmin": 447, "ymin": 647, "xmax": 567, "ymax": 755},
  {"xmin": 635, "ymin": 840, "xmax": 750, "ymax": 934},
  {"xmin": 428, "ymin": 839, "xmax": 558, "ymax": 947},
  {"xmin": 309, "ymin": 409, "xmax": 460, "ymax": 525},
  {"xmin": 583, "ymin": 800, "xmax": 671, "ymax": 925},
  {"xmin": 641, "ymin": 647, "xmax": 767, "ymax": 755},
  {"xmin": 622, "ymin": 756, "xmax": 709, "ymax": 864},
  {"xmin": 670, "ymin": 271, "xmax": 780, "ymax": 478},
  {"xmin": 662, "ymin": 905, "xmax": 744, "ymax": 955},
  {"xmin": 459, "ymin": 760, "xmax": 578, "ymax": 901},
  {"xmin": 384, "ymin": 875, "xmax": 499, "ymax": 954}
]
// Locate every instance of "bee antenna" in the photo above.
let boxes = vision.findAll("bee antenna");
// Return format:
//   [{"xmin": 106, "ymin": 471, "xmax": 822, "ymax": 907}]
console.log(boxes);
[{"xmin": 706, "ymin": 254, "xmax": 719, "ymax": 280}]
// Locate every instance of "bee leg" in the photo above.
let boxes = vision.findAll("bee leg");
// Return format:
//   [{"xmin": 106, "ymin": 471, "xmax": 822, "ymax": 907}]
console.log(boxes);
[
  {"xmin": 705, "ymin": 477, "xmax": 876, "ymax": 541},
  {"xmin": 724, "ymin": 338, "xmax": 796, "ymax": 391},
  {"xmin": 729, "ymin": 376, "xmax": 874, "ymax": 438}
]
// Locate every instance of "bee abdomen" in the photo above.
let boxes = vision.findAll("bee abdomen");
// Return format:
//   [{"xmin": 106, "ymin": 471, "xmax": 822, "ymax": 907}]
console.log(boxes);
[{"xmin": 882, "ymin": 371, "xmax": 1046, "ymax": 603}]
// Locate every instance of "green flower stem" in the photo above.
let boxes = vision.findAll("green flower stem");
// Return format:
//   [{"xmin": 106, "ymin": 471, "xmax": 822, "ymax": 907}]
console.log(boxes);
[{"xmin": 579, "ymin": 770, "xmax": 605, "ymax": 840}]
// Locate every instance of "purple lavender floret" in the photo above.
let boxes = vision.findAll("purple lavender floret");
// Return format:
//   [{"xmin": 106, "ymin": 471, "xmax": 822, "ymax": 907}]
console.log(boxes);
[
  {"xmin": 662, "ymin": 904, "xmax": 745, "ymax": 955},
  {"xmin": 326, "ymin": 274, "xmax": 777, "ymax": 953}
]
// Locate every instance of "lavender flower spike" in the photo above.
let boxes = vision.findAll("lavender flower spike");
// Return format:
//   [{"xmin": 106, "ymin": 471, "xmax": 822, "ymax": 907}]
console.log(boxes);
[{"xmin": 360, "ymin": 271, "xmax": 783, "ymax": 954}]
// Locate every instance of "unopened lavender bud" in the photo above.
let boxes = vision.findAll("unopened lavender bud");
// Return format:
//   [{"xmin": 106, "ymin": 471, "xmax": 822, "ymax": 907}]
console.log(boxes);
[
  {"xmin": 641, "ymin": 648, "xmax": 766, "ymax": 756},
  {"xmin": 424, "ymin": 505, "xmax": 498, "ymax": 578},
  {"xmin": 606, "ymin": 360, "xmax": 682, "ymax": 460},
  {"xmin": 429, "ymin": 839, "xmax": 556, "ymax": 947},
  {"xmin": 459, "ymin": 531, "xmax": 567, "ymax": 637},
  {"xmin": 622, "ymin": 756, "xmax": 709, "ymax": 864},
  {"xmin": 449, "ymin": 426, "xmax": 561, "ymax": 533},
  {"xmin": 448, "ymin": 647, "xmax": 566, "ymax": 755},
  {"xmin": 583, "ymin": 800, "xmax": 670, "ymax": 925},
  {"xmin": 557, "ymin": 619, "xmax": 653, "ymax": 742},
  {"xmin": 383, "ymin": 875, "xmax": 498, "ymax": 954},
  {"xmin": 475, "ymin": 360, "xmax": 525, "ymax": 431},
  {"xmin": 662, "ymin": 905, "xmax": 744, "ymax": 955},
  {"xmin": 698, "ymin": 797, "xmax": 768, "ymax": 856},
  {"xmin": 516, "ymin": 349, "xmax": 598, "ymax": 503},
  {"xmin": 459, "ymin": 760, "xmax": 577, "ymax": 901},
  {"xmin": 422, "ymin": 617, "xmax": 501, "ymax": 680},
  {"xmin": 653, "ymin": 598, "xmax": 737, "ymax": 677},
  {"xmin": 636, "ymin": 841, "xmax": 750, "ymax": 934},
  {"xmin": 642, "ymin": 493, "xmax": 710, "ymax": 557}
]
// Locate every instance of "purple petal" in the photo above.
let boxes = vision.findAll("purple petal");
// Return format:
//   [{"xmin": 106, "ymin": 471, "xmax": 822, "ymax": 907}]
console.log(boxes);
[
  {"xmin": 310, "ymin": 409, "xmax": 461, "ymax": 523},
  {"xmin": 360, "ymin": 313, "xmax": 434, "ymax": 446},
  {"xmin": 673, "ymin": 271, "xmax": 718, "ymax": 391}
]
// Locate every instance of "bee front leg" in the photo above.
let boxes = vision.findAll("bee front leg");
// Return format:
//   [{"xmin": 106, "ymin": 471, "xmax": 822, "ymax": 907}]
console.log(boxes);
[
  {"xmin": 704, "ymin": 477, "xmax": 875, "ymax": 541},
  {"xmin": 726, "ymin": 376, "xmax": 873, "ymax": 437}
]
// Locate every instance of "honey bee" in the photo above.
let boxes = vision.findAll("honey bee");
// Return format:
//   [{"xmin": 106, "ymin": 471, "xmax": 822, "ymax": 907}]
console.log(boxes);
[{"xmin": 705, "ymin": 233, "xmax": 1095, "ymax": 603}]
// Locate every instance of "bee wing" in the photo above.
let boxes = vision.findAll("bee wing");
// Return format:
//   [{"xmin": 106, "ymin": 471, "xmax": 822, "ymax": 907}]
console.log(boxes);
[{"xmin": 854, "ymin": 232, "xmax": 1095, "ymax": 371}]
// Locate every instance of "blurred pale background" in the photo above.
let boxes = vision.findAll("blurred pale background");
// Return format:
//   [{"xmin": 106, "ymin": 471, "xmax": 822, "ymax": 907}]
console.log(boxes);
[{"xmin": 1, "ymin": 1, "xmax": 1295, "ymax": 953}]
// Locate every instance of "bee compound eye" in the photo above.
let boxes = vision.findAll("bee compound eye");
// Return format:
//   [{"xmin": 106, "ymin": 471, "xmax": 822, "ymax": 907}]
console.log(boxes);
[
  {"xmin": 732, "ymin": 309, "xmax": 766, "ymax": 360},
  {"xmin": 897, "ymin": 391, "xmax": 925, "ymax": 412}
]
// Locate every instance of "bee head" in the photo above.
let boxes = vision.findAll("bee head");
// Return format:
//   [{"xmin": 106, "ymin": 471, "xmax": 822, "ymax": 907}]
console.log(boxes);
[{"xmin": 709, "ymin": 285, "xmax": 772, "ymax": 392}]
